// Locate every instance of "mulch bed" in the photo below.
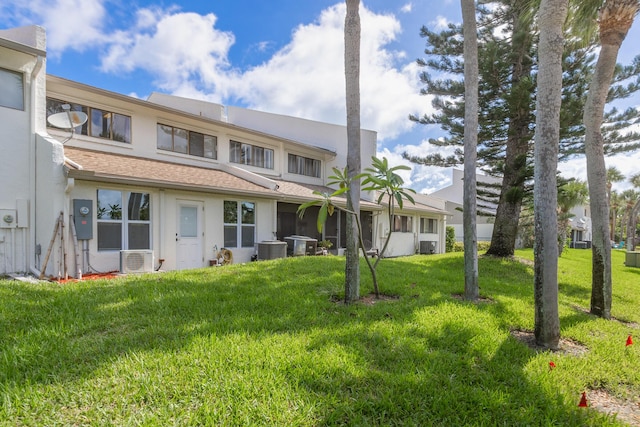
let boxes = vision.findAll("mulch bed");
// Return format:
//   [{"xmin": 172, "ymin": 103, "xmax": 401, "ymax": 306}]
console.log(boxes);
[{"xmin": 54, "ymin": 271, "xmax": 120, "ymax": 284}]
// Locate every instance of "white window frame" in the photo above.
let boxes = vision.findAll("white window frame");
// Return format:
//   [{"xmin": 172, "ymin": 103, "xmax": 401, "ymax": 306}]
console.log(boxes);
[
  {"xmin": 47, "ymin": 98, "xmax": 131, "ymax": 143},
  {"xmin": 157, "ymin": 123, "xmax": 218, "ymax": 159},
  {"xmin": 230, "ymin": 140, "xmax": 274, "ymax": 169},
  {"xmin": 97, "ymin": 189, "xmax": 151, "ymax": 251},
  {"xmin": 223, "ymin": 200, "xmax": 256, "ymax": 248},
  {"xmin": 0, "ymin": 67, "xmax": 24, "ymax": 110},
  {"xmin": 288, "ymin": 153, "xmax": 321, "ymax": 177},
  {"xmin": 420, "ymin": 217, "xmax": 437, "ymax": 234},
  {"xmin": 392, "ymin": 215, "xmax": 413, "ymax": 233}
]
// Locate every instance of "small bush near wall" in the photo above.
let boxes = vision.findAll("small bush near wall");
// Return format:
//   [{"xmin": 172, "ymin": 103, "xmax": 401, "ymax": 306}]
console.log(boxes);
[
  {"xmin": 452, "ymin": 241, "xmax": 492, "ymax": 252},
  {"xmin": 446, "ymin": 226, "xmax": 456, "ymax": 252}
]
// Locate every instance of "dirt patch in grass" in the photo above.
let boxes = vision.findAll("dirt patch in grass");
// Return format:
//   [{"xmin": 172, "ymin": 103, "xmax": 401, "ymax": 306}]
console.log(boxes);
[
  {"xmin": 570, "ymin": 304, "xmax": 640, "ymax": 330},
  {"xmin": 451, "ymin": 293, "xmax": 495, "ymax": 303},
  {"xmin": 330, "ymin": 293, "xmax": 400, "ymax": 305},
  {"xmin": 359, "ymin": 293, "xmax": 400, "ymax": 305},
  {"xmin": 585, "ymin": 389, "xmax": 640, "ymax": 426},
  {"xmin": 513, "ymin": 256, "xmax": 534, "ymax": 267},
  {"xmin": 511, "ymin": 330, "xmax": 640, "ymax": 425},
  {"xmin": 510, "ymin": 329, "xmax": 588, "ymax": 356}
]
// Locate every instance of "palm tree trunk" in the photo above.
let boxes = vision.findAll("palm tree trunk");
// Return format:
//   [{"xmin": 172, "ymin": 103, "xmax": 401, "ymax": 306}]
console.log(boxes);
[
  {"xmin": 461, "ymin": 0, "xmax": 479, "ymax": 300},
  {"xmin": 583, "ymin": 0, "xmax": 638, "ymax": 318},
  {"xmin": 533, "ymin": 0, "xmax": 567, "ymax": 350},
  {"xmin": 344, "ymin": 0, "xmax": 361, "ymax": 303},
  {"xmin": 627, "ymin": 200, "xmax": 640, "ymax": 250}
]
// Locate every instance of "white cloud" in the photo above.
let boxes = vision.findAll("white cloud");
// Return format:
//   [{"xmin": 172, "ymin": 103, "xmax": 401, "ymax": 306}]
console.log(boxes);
[
  {"xmin": 401, "ymin": 3, "xmax": 413, "ymax": 13},
  {"xmin": 4, "ymin": 1, "xmax": 434, "ymax": 144},
  {"xmin": 432, "ymin": 15, "xmax": 451, "ymax": 31},
  {"xmin": 377, "ymin": 139, "xmax": 457, "ymax": 194},
  {"xmin": 224, "ymin": 4, "xmax": 430, "ymax": 142},
  {"xmin": 559, "ymin": 152, "xmax": 640, "ymax": 193},
  {"xmin": 100, "ymin": 9, "xmax": 235, "ymax": 96},
  {"xmin": 1, "ymin": 0, "xmax": 107, "ymax": 54},
  {"xmin": 4, "ymin": 0, "xmax": 436, "ymax": 146}
]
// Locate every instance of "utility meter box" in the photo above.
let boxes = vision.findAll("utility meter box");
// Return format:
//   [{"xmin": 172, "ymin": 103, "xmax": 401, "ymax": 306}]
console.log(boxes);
[
  {"xmin": 0, "ymin": 209, "xmax": 17, "ymax": 228},
  {"xmin": 73, "ymin": 199, "xmax": 93, "ymax": 240}
]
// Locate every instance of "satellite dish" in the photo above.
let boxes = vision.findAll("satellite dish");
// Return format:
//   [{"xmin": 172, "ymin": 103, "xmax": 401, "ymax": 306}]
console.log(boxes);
[
  {"xmin": 47, "ymin": 110, "xmax": 88, "ymax": 130},
  {"xmin": 46, "ymin": 104, "xmax": 88, "ymax": 144}
]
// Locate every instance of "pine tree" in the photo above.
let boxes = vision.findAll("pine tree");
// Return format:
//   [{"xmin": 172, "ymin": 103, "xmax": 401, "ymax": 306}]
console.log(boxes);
[{"xmin": 407, "ymin": 0, "xmax": 640, "ymax": 257}]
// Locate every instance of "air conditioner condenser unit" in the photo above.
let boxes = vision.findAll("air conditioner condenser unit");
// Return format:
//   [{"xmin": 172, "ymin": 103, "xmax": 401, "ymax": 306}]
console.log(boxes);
[
  {"xmin": 419, "ymin": 241, "xmax": 437, "ymax": 255},
  {"xmin": 120, "ymin": 250, "xmax": 154, "ymax": 274}
]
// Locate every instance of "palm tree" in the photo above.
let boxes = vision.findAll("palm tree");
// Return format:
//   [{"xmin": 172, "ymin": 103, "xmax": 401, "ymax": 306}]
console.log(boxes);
[
  {"xmin": 606, "ymin": 166, "xmax": 625, "ymax": 240},
  {"xmin": 533, "ymin": 0, "xmax": 568, "ymax": 350},
  {"xmin": 461, "ymin": 0, "xmax": 479, "ymax": 301},
  {"xmin": 344, "ymin": 0, "xmax": 361, "ymax": 303},
  {"xmin": 582, "ymin": 0, "xmax": 639, "ymax": 319},
  {"xmin": 610, "ymin": 190, "xmax": 623, "ymax": 243},
  {"xmin": 620, "ymin": 188, "xmax": 638, "ymax": 245},
  {"xmin": 625, "ymin": 173, "xmax": 640, "ymax": 250},
  {"xmin": 557, "ymin": 180, "xmax": 589, "ymax": 256}
]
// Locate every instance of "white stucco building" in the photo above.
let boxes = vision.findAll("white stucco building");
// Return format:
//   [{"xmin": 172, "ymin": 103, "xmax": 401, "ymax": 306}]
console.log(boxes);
[
  {"xmin": 429, "ymin": 169, "xmax": 499, "ymax": 242},
  {"xmin": 430, "ymin": 168, "xmax": 593, "ymax": 248},
  {"xmin": 0, "ymin": 25, "xmax": 449, "ymax": 278}
]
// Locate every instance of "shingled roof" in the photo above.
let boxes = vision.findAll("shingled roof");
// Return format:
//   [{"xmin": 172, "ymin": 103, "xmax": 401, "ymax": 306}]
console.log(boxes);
[
  {"xmin": 64, "ymin": 147, "xmax": 277, "ymax": 197},
  {"xmin": 63, "ymin": 147, "xmax": 442, "ymax": 215}
]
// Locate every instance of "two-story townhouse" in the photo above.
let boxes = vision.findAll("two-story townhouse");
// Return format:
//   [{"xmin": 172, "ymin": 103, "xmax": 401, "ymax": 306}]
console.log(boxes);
[{"xmin": 0, "ymin": 25, "xmax": 448, "ymax": 278}]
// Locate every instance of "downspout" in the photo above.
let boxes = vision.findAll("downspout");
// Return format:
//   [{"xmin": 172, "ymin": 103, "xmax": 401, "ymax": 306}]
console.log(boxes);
[
  {"xmin": 158, "ymin": 189, "xmax": 165, "ymax": 263},
  {"xmin": 272, "ymin": 201, "xmax": 278, "ymax": 240},
  {"xmin": 29, "ymin": 55, "xmax": 44, "ymax": 278}
]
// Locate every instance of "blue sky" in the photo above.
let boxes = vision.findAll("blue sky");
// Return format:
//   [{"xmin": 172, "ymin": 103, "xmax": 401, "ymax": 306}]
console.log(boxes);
[{"xmin": 1, "ymin": 1, "xmax": 639, "ymax": 193}]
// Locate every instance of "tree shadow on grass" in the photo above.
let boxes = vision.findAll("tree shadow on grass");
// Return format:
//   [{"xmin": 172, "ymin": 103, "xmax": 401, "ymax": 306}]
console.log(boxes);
[
  {"xmin": 0, "ymin": 253, "xmax": 632, "ymax": 425},
  {"xmin": 0, "ymin": 257, "xmax": 350, "ymax": 386},
  {"xmin": 295, "ymin": 320, "xmax": 611, "ymax": 425}
]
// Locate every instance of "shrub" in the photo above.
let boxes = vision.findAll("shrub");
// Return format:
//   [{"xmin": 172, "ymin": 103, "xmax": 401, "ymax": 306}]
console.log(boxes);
[
  {"xmin": 452, "ymin": 241, "xmax": 491, "ymax": 252},
  {"xmin": 446, "ymin": 226, "xmax": 456, "ymax": 252}
]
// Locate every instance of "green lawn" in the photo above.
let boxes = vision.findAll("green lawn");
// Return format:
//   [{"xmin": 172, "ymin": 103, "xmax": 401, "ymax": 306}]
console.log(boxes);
[{"xmin": 1, "ymin": 249, "xmax": 639, "ymax": 425}]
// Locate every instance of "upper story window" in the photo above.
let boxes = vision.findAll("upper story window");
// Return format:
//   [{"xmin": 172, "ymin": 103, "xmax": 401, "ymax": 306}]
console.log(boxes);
[
  {"xmin": 392, "ymin": 215, "xmax": 413, "ymax": 233},
  {"xmin": 420, "ymin": 217, "xmax": 437, "ymax": 234},
  {"xmin": 230, "ymin": 140, "xmax": 274, "ymax": 169},
  {"xmin": 157, "ymin": 124, "xmax": 217, "ymax": 159},
  {"xmin": 0, "ymin": 68, "xmax": 24, "ymax": 110},
  {"xmin": 46, "ymin": 98, "xmax": 131, "ymax": 143},
  {"xmin": 288, "ymin": 153, "xmax": 321, "ymax": 178}
]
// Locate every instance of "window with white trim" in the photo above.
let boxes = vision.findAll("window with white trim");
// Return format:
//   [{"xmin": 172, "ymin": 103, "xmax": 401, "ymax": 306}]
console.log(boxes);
[
  {"xmin": 229, "ymin": 140, "xmax": 274, "ymax": 169},
  {"xmin": 157, "ymin": 123, "xmax": 217, "ymax": 159},
  {"xmin": 223, "ymin": 201, "xmax": 255, "ymax": 248},
  {"xmin": 97, "ymin": 190, "xmax": 151, "ymax": 251},
  {"xmin": 392, "ymin": 215, "xmax": 413, "ymax": 233},
  {"xmin": 47, "ymin": 98, "xmax": 131, "ymax": 143},
  {"xmin": 288, "ymin": 153, "xmax": 321, "ymax": 177},
  {"xmin": 0, "ymin": 67, "xmax": 24, "ymax": 110},
  {"xmin": 420, "ymin": 218, "xmax": 437, "ymax": 233}
]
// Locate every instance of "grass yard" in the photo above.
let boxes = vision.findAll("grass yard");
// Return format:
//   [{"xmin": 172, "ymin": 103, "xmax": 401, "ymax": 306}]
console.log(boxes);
[{"xmin": 1, "ymin": 248, "xmax": 639, "ymax": 425}]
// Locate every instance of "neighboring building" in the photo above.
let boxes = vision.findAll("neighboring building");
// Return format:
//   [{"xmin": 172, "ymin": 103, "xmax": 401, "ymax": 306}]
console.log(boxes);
[
  {"xmin": 429, "ymin": 169, "xmax": 499, "ymax": 242},
  {"xmin": 430, "ymin": 168, "xmax": 593, "ymax": 249},
  {"xmin": 0, "ymin": 25, "xmax": 448, "ymax": 277},
  {"xmin": 567, "ymin": 204, "xmax": 592, "ymax": 248}
]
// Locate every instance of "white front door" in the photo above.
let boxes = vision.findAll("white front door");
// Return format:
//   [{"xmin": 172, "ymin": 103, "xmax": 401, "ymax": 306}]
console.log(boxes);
[{"xmin": 176, "ymin": 201, "xmax": 203, "ymax": 270}]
